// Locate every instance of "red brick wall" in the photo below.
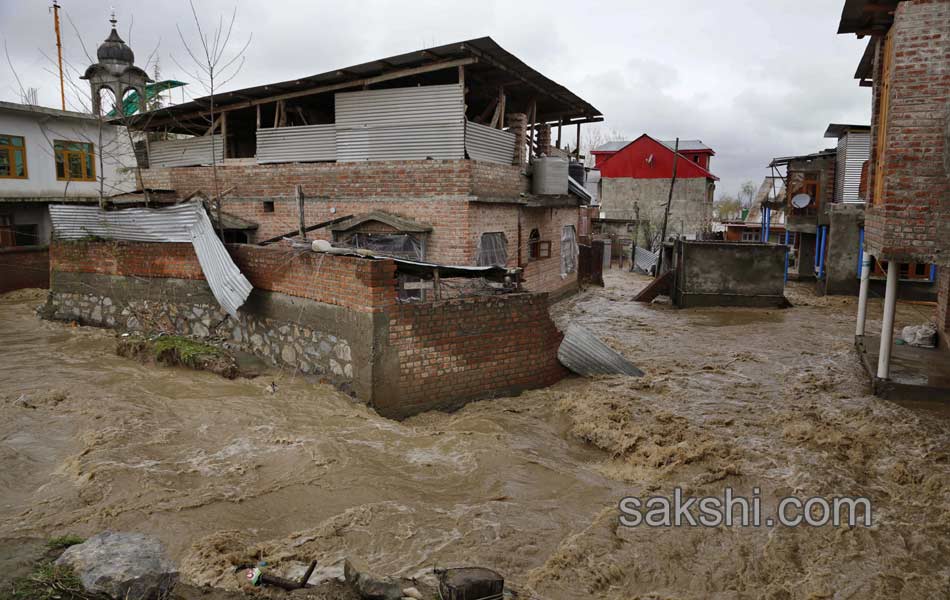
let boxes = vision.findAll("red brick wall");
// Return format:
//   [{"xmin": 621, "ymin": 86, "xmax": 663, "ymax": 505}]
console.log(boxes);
[
  {"xmin": 0, "ymin": 246, "xmax": 49, "ymax": 293},
  {"xmin": 384, "ymin": 294, "xmax": 566, "ymax": 417},
  {"xmin": 865, "ymin": 0, "xmax": 950, "ymax": 264},
  {"xmin": 50, "ymin": 241, "xmax": 205, "ymax": 280},
  {"xmin": 141, "ymin": 160, "xmax": 479, "ymax": 199},
  {"xmin": 226, "ymin": 199, "xmax": 473, "ymax": 265},
  {"xmin": 50, "ymin": 241, "xmax": 397, "ymax": 313},
  {"xmin": 229, "ymin": 245, "xmax": 396, "ymax": 313},
  {"xmin": 471, "ymin": 161, "xmax": 530, "ymax": 197}
]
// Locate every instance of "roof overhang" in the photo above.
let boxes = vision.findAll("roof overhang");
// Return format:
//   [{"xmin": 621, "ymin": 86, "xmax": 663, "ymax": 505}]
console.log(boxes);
[
  {"xmin": 854, "ymin": 39, "xmax": 876, "ymax": 85},
  {"xmin": 824, "ymin": 123, "xmax": 871, "ymax": 138},
  {"xmin": 837, "ymin": 0, "xmax": 900, "ymax": 36},
  {"xmin": 769, "ymin": 148, "xmax": 837, "ymax": 168},
  {"xmin": 0, "ymin": 100, "xmax": 97, "ymax": 122},
  {"xmin": 120, "ymin": 37, "xmax": 602, "ymax": 131}
]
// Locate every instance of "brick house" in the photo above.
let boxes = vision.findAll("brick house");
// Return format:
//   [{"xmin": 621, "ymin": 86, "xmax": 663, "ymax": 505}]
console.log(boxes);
[
  {"xmin": 838, "ymin": 0, "xmax": 950, "ymax": 379},
  {"xmin": 123, "ymin": 37, "xmax": 602, "ymax": 299}
]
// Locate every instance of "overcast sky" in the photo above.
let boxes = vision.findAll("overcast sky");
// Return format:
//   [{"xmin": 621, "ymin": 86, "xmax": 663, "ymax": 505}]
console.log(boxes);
[{"xmin": 0, "ymin": 0, "xmax": 870, "ymax": 199}]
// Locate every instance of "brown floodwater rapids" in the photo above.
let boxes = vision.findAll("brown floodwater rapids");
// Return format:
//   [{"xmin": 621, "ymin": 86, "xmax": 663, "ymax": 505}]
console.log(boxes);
[{"xmin": 1, "ymin": 274, "xmax": 949, "ymax": 599}]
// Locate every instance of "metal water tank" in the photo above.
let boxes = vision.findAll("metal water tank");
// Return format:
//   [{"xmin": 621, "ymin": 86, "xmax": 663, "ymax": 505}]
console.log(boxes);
[
  {"xmin": 532, "ymin": 156, "xmax": 569, "ymax": 195},
  {"xmin": 568, "ymin": 161, "xmax": 585, "ymax": 185}
]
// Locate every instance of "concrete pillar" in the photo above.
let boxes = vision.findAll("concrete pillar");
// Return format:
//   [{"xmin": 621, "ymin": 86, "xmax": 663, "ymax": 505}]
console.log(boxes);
[
  {"xmin": 856, "ymin": 251, "xmax": 871, "ymax": 337},
  {"xmin": 876, "ymin": 261, "xmax": 899, "ymax": 379}
]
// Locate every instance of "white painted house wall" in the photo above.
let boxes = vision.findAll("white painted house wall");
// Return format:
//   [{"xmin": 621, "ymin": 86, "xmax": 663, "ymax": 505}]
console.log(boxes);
[{"xmin": 0, "ymin": 102, "xmax": 135, "ymax": 200}]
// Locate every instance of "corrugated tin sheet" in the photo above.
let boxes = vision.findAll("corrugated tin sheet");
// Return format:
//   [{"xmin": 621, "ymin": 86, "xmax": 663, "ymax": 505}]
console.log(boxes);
[
  {"xmin": 256, "ymin": 124, "xmax": 336, "ymax": 163},
  {"xmin": 149, "ymin": 135, "xmax": 224, "ymax": 168},
  {"xmin": 840, "ymin": 131, "xmax": 870, "ymax": 203},
  {"xmin": 336, "ymin": 122, "xmax": 464, "ymax": 161},
  {"xmin": 558, "ymin": 324, "xmax": 644, "ymax": 377},
  {"xmin": 336, "ymin": 84, "xmax": 464, "ymax": 128},
  {"xmin": 336, "ymin": 84, "xmax": 465, "ymax": 162},
  {"xmin": 465, "ymin": 121, "xmax": 516, "ymax": 164},
  {"xmin": 634, "ymin": 246, "xmax": 658, "ymax": 273},
  {"xmin": 568, "ymin": 175, "xmax": 591, "ymax": 202},
  {"xmin": 49, "ymin": 200, "xmax": 251, "ymax": 316}
]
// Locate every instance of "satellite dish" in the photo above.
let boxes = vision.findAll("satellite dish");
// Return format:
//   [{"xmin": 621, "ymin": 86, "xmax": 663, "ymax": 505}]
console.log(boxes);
[{"xmin": 791, "ymin": 193, "xmax": 812, "ymax": 209}]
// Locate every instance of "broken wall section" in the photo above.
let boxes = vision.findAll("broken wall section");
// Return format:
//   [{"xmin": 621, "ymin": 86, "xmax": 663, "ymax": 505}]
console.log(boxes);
[{"xmin": 44, "ymin": 241, "xmax": 564, "ymax": 418}]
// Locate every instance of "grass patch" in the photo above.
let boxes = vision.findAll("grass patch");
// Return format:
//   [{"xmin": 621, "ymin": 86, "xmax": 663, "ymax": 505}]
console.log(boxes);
[
  {"xmin": 0, "ymin": 562, "xmax": 104, "ymax": 600},
  {"xmin": 151, "ymin": 335, "xmax": 226, "ymax": 368},
  {"xmin": 46, "ymin": 535, "xmax": 84, "ymax": 550}
]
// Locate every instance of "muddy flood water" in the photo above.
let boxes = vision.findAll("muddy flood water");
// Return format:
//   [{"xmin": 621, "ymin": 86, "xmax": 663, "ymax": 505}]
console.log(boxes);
[{"xmin": 1, "ymin": 272, "xmax": 949, "ymax": 599}]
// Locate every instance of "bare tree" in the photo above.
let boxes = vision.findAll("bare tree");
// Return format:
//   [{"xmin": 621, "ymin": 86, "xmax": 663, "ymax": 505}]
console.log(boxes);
[
  {"xmin": 174, "ymin": 1, "xmax": 251, "ymax": 235},
  {"xmin": 738, "ymin": 180, "xmax": 757, "ymax": 209},
  {"xmin": 577, "ymin": 126, "xmax": 627, "ymax": 167},
  {"xmin": 715, "ymin": 195, "xmax": 743, "ymax": 221}
]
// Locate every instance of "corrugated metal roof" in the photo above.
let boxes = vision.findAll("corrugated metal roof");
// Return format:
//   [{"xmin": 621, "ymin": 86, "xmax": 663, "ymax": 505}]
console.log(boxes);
[
  {"xmin": 568, "ymin": 176, "xmax": 591, "ymax": 203},
  {"xmin": 660, "ymin": 140, "xmax": 712, "ymax": 153},
  {"xmin": 49, "ymin": 200, "xmax": 252, "ymax": 317},
  {"xmin": 593, "ymin": 139, "xmax": 713, "ymax": 153},
  {"xmin": 557, "ymin": 324, "xmax": 644, "ymax": 377}
]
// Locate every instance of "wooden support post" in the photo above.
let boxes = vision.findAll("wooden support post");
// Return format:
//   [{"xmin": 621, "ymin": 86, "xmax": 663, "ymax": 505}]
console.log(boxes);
[
  {"xmin": 433, "ymin": 268, "xmax": 442, "ymax": 300},
  {"xmin": 273, "ymin": 101, "xmax": 281, "ymax": 128},
  {"xmin": 556, "ymin": 118, "xmax": 562, "ymax": 148},
  {"xmin": 528, "ymin": 99, "xmax": 537, "ymax": 162},
  {"xmin": 497, "ymin": 86, "xmax": 506, "ymax": 130},
  {"xmin": 296, "ymin": 185, "xmax": 306, "ymax": 240},
  {"xmin": 575, "ymin": 122, "xmax": 581, "ymax": 158},
  {"xmin": 221, "ymin": 111, "xmax": 228, "ymax": 159},
  {"xmin": 256, "ymin": 105, "xmax": 261, "ymax": 129},
  {"xmin": 458, "ymin": 65, "xmax": 466, "ymax": 114}
]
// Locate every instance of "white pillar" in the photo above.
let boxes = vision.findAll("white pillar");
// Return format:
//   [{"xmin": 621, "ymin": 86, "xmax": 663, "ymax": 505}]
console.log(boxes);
[
  {"xmin": 856, "ymin": 251, "xmax": 871, "ymax": 337},
  {"xmin": 876, "ymin": 261, "xmax": 899, "ymax": 379}
]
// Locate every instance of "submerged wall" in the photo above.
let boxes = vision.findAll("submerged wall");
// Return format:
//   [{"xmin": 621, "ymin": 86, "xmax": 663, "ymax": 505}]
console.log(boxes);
[
  {"xmin": 672, "ymin": 240, "xmax": 787, "ymax": 308},
  {"xmin": 44, "ymin": 241, "xmax": 564, "ymax": 418}
]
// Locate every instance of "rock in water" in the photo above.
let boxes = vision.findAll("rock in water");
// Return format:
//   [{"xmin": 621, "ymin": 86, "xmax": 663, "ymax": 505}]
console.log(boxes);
[
  {"xmin": 344, "ymin": 558, "xmax": 403, "ymax": 600},
  {"xmin": 55, "ymin": 531, "xmax": 178, "ymax": 600}
]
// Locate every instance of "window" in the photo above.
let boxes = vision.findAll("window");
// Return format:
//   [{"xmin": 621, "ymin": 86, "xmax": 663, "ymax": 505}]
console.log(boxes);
[
  {"xmin": 560, "ymin": 225, "xmax": 578, "ymax": 276},
  {"xmin": 0, "ymin": 134, "xmax": 27, "ymax": 178},
  {"xmin": 477, "ymin": 232, "xmax": 508, "ymax": 267},
  {"xmin": 13, "ymin": 224, "xmax": 38, "ymax": 246},
  {"xmin": 527, "ymin": 229, "xmax": 552, "ymax": 260},
  {"xmin": 54, "ymin": 140, "xmax": 95, "ymax": 182},
  {"xmin": 262, "ymin": 200, "xmax": 275, "ymax": 213},
  {"xmin": 741, "ymin": 231, "xmax": 759, "ymax": 242}
]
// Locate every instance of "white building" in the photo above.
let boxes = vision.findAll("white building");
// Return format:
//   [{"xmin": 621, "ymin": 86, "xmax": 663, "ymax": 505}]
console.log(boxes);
[{"xmin": 0, "ymin": 101, "xmax": 135, "ymax": 246}]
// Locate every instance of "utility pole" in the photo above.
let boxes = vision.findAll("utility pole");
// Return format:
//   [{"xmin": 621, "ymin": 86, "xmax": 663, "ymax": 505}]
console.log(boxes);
[
  {"xmin": 629, "ymin": 202, "xmax": 639, "ymax": 272},
  {"xmin": 655, "ymin": 138, "xmax": 680, "ymax": 275},
  {"xmin": 52, "ymin": 1, "xmax": 65, "ymax": 110}
]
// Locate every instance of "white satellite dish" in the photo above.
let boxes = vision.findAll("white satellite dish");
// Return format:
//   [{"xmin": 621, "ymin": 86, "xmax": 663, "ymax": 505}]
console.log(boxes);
[{"xmin": 791, "ymin": 193, "xmax": 812, "ymax": 209}]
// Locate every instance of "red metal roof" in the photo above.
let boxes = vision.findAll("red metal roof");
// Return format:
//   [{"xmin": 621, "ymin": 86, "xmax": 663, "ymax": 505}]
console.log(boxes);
[{"xmin": 596, "ymin": 134, "xmax": 719, "ymax": 181}]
